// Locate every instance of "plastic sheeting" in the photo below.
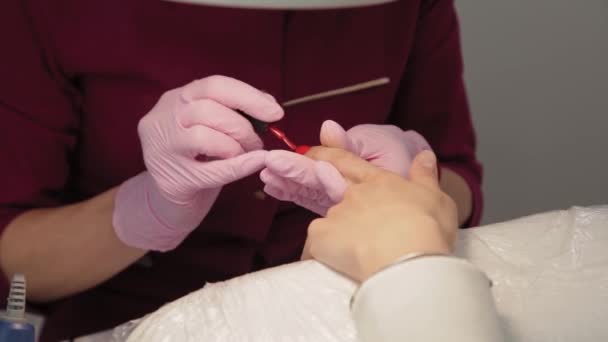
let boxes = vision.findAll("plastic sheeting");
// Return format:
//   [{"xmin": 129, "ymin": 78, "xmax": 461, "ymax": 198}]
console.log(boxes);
[
  {"xmin": 116, "ymin": 206, "xmax": 608, "ymax": 341},
  {"xmin": 456, "ymin": 205, "xmax": 608, "ymax": 341}
]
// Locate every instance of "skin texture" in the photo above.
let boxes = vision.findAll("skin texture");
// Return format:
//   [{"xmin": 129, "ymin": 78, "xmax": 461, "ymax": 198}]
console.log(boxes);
[
  {"xmin": 301, "ymin": 148, "xmax": 458, "ymax": 282},
  {"xmin": 0, "ymin": 188, "xmax": 144, "ymax": 302}
]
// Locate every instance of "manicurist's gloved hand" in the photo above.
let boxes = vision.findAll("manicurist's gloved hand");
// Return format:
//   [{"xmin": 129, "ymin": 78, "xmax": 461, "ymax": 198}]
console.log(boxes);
[
  {"xmin": 260, "ymin": 120, "xmax": 431, "ymax": 215},
  {"xmin": 114, "ymin": 76, "xmax": 283, "ymax": 251}
]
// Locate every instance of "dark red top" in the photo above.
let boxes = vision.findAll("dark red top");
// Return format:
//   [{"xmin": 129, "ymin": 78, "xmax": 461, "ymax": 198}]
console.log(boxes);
[{"xmin": 0, "ymin": 0, "xmax": 482, "ymax": 340}]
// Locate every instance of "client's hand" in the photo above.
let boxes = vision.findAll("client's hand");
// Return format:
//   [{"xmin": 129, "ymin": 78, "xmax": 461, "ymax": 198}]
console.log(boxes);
[
  {"xmin": 260, "ymin": 120, "xmax": 430, "ymax": 215},
  {"xmin": 302, "ymin": 148, "xmax": 458, "ymax": 282}
]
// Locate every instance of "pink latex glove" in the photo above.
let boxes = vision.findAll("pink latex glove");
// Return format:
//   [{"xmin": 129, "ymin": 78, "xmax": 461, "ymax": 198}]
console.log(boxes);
[
  {"xmin": 113, "ymin": 76, "xmax": 283, "ymax": 251},
  {"xmin": 260, "ymin": 120, "xmax": 431, "ymax": 216}
]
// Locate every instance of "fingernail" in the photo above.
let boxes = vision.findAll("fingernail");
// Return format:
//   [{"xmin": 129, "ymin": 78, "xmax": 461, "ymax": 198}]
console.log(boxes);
[
  {"xmin": 295, "ymin": 145, "xmax": 310, "ymax": 155},
  {"xmin": 418, "ymin": 150, "xmax": 436, "ymax": 169}
]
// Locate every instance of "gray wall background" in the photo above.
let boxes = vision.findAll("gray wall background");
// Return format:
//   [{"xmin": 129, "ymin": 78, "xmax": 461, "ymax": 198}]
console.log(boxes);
[{"xmin": 455, "ymin": 1, "xmax": 608, "ymax": 224}]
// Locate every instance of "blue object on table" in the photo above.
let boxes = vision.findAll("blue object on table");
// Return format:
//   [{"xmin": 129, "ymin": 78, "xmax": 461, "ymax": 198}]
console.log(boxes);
[
  {"xmin": 0, "ymin": 320, "xmax": 35, "ymax": 342},
  {"xmin": 0, "ymin": 274, "xmax": 35, "ymax": 342}
]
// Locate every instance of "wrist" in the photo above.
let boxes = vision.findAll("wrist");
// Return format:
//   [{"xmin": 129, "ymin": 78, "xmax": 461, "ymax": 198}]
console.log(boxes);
[
  {"xmin": 360, "ymin": 223, "xmax": 451, "ymax": 281},
  {"xmin": 146, "ymin": 175, "xmax": 218, "ymax": 231},
  {"xmin": 112, "ymin": 172, "xmax": 218, "ymax": 252}
]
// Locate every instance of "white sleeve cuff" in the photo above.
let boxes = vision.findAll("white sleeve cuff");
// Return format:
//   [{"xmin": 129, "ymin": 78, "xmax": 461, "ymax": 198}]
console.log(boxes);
[{"xmin": 351, "ymin": 256, "xmax": 504, "ymax": 342}]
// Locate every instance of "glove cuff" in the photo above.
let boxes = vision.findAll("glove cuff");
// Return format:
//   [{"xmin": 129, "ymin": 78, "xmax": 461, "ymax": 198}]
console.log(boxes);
[{"xmin": 113, "ymin": 172, "xmax": 215, "ymax": 252}]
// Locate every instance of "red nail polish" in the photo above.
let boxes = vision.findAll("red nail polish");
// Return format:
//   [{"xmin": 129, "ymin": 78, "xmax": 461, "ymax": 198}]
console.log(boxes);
[{"xmin": 295, "ymin": 145, "xmax": 310, "ymax": 155}]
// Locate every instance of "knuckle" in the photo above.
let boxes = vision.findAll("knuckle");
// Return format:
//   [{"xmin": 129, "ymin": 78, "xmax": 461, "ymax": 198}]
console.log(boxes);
[
  {"xmin": 419, "ymin": 187, "xmax": 443, "ymax": 208},
  {"xmin": 159, "ymin": 88, "xmax": 179, "ymax": 102},
  {"xmin": 137, "ymin": 116, "xmax": 149, "ymax": 135},
  {"xmin": 435, "ymin": 190, "xmax": 457, "ymax": 215},
  {"xmin": 205, "ymin": 74, "xmax": 226, "ymax": 84},
  {"xmin": 187, "ymin": 76, "xmax": 217, "ymax": 95},
  {"xmin": 443, "ymin": 194, "xmax": 458, "ymax": 213},
  {"xmin": 402, "ymin": 129, "xmax": 423, "ymax": 141},
  {"xmin": 341, "ymin": 186, "xmax": 356, "ymax": 201},
  {"xmin": 337, "ymin": 190, "xmax": 362, "ymax": 210},
  {"xmin": 325, "ymin": 205, "xmax": 340, "ymax": 218},
  {"xmin": 308, "ymin": 218, "xmax": 325, "ymax": 236},
  {"xmin": 202, "ymin": 75, "xmax": 229, "ymax": 92},
  {"xmin": 183, "ymin": 99, "xmax": 214, "ymax": 124},
  {"xmin": 193, "ymin": 98, "xmax": 215, "ymax": 111}
]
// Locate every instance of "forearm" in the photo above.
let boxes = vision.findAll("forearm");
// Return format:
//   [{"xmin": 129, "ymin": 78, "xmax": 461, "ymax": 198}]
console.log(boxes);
[
  {"xmin": 440, "ymin": 168, "xmax": 473, "ymax": 226},
  {"xmin": 0, "ymin": 188, "xmax": 146, "ymax": 302}
]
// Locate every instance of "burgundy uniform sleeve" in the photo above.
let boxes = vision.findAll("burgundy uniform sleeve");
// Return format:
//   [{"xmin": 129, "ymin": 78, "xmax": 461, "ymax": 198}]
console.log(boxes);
[
  {"xmin": 389, "ymin": 0, "xmax": 483, "ymax": 227},
  {"xmin": 0, "ymin": 2, "xmax": 79, "ymax": 302}
]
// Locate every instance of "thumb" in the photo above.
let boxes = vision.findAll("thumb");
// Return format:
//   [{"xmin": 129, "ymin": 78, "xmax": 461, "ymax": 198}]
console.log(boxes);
[
  {"xmin": 408, "ymin": 150, "xmax": 440, "ymax": 190},
  {"xmin": 320, "ymin": 120, "xmax": 351, "ymax": 149}
]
